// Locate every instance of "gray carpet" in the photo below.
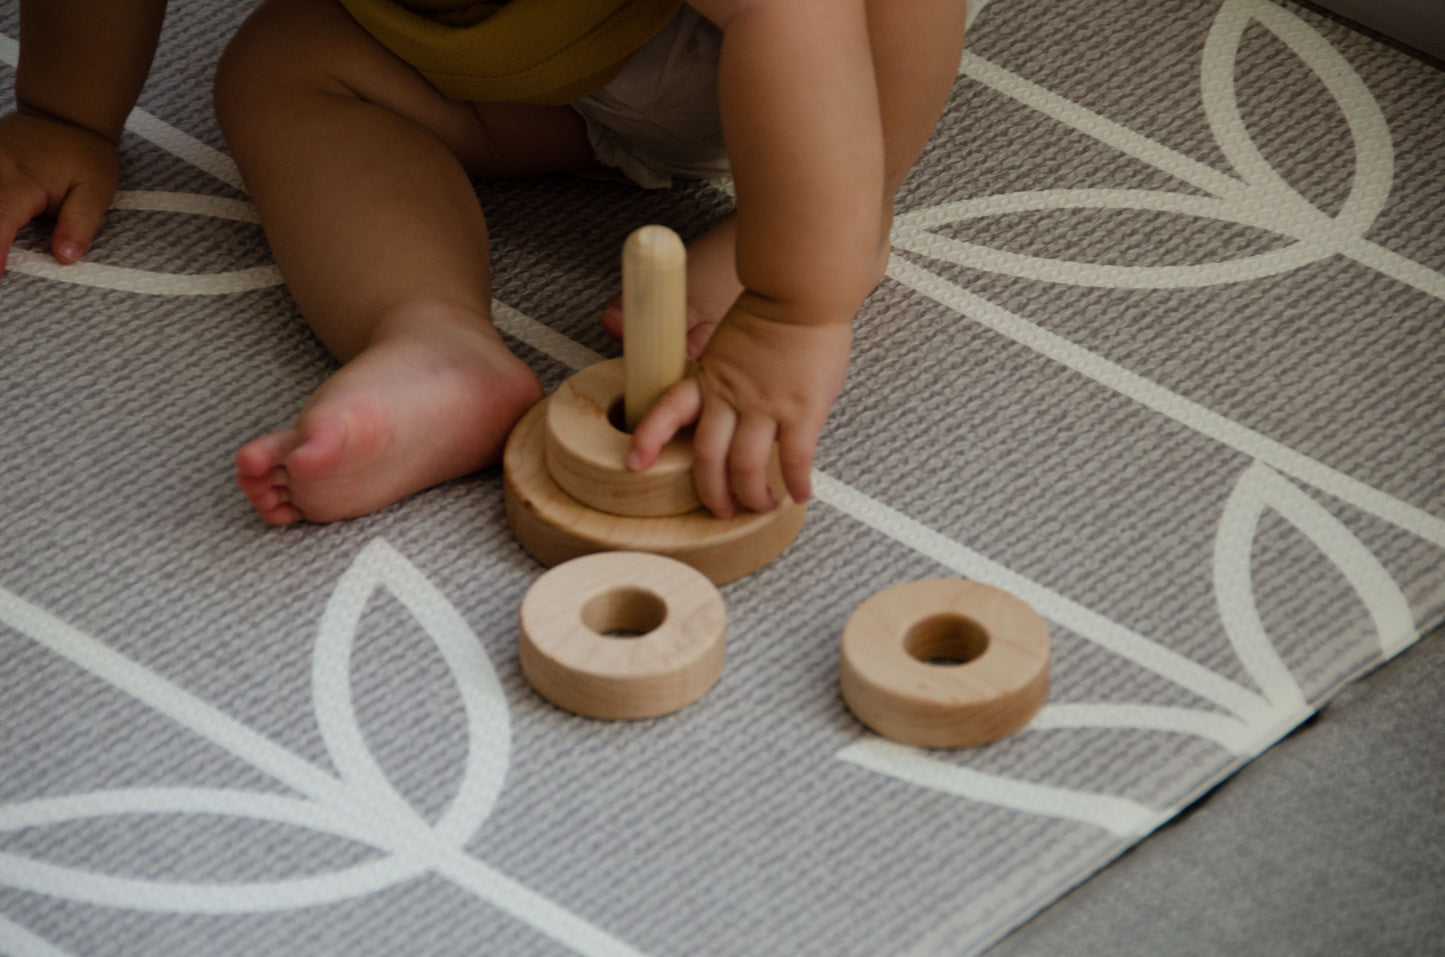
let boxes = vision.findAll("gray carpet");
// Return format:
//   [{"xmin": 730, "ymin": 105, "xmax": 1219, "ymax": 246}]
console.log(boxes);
[
  {"xmin": 1, "ymin": 1, "xmax": 1442, "ymax": 955},
  {"xmin": 989, "ymin": 621, "xmax": 1445, "ymax": 957}
]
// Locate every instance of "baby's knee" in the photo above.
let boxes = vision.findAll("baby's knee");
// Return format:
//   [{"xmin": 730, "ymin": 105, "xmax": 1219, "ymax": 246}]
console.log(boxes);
[
  {"xmin": 214, "ymin": 2, "xmax": 286, "ymax": 133},
  {"xmin": 213, "ymin": 0, "xmax": 343, "ymax": 131}
]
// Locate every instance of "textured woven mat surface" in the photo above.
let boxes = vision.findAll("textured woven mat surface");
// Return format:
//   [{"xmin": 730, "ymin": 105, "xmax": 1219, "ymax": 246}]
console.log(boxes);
[{"xmin": 1, "ymin": 1, "xmax": 1442, "ymax": 954}]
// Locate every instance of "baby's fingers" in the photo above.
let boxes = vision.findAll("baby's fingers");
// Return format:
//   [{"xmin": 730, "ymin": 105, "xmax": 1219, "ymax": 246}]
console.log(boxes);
[
  {"xmin": 728, "ymin": 416, "xmax": 778, "ymax": 513},
  {"xmin": 51, "ymin": 178, "xmax": 114, "ymax": 264},
  {"xmin": 691, "ymin": 400, "xmax": 738, "ymax": 518},
  {"xmin": 0, "ymin": 180, "xmax": 46, "ymax": 277},
  {"xmin": 627, "ymin": 378, "xmax": 702, "ymax": 471},
  {"xmin": 777, "ymin": 424, "xmax": 817, "ymax": 506}
]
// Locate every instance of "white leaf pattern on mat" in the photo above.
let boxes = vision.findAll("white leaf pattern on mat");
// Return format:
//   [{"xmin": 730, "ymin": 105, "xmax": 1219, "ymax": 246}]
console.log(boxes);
[
  {"xmin": 894, "ymin": 0, "xmax": 1440, "ymax": 298},
  {"xmin": 835, "ymin": 457, "xmax": 1419, "ymax": 832},
  {"xmin": 0, "ymin": 540, "xmax": 644, "ymax": 957},
  {"xmin": 0, "ymin": 911, "xmax": 73, "ymax": 957},
  {"xmin": 1216, "ymin": 462, "xmax": 1416, "ymax": 666},
  {"xmin": 842, "ymin": 2, "xmax": 1438, "ymax": 820},
  {"xmin": 889, "ymin": 0, "xmax": 1445, "ymax": 551},
  {"xmin": 3, "ymin": 188, "xmax": 282, "ymax": 295},
  {"xmin": 839, "ymin": 741, "xmax": 1168, "ymax": 838},
  {"xmin": 311, "ymin": 538, "xmax": 511, "ymax": 847},
  {"xmin": 0, "ymin": 1, "xmax": 1437, "ymax": 949}
]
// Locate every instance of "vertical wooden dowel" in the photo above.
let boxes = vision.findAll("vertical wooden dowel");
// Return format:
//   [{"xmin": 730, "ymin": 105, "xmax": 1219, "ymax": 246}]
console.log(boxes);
[{"xmin": 622, "ymin": 225, "xmax": 687, "ymax": 431}]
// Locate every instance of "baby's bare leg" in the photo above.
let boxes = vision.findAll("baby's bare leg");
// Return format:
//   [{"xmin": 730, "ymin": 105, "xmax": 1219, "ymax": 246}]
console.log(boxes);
[
  {"xmin": 605, "ymin": 0, "xmax": 967, "ymax": 352},
  {"xmin": 216, "ymin": 0, "xmax": 596, "ymax": 524}
]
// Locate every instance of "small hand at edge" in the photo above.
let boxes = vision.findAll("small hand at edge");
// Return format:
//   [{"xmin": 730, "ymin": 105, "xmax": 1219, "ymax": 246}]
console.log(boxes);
[{"xmin": 0, "ymin": 111, "xmax": 119, "ymax": 278}]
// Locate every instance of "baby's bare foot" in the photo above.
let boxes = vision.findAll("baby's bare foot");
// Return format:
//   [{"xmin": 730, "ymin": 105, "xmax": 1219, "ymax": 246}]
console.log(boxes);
[
  {"xmin": 600, "ymin": 215, "xmax": 743, "ymax": 359},
  {"xmin": 235, "ymin": 315, "xmax": 541, "ymax": 525}
]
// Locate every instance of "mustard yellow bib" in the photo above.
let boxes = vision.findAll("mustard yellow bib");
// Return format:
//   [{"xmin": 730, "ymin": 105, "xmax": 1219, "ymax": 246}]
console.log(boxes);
[{"xmin": 339, "ymin": 0, "xmax": 685, "ymax": 105}]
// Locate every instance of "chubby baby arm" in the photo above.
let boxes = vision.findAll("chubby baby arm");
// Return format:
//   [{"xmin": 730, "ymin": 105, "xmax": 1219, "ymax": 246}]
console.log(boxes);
[
  {"xmin": 699, "ymin": 0, "xmax": 887, "ymax": 308},
  {"xmin": 627, "ymin": 0, "xmax": 886, "ymax": 516}
]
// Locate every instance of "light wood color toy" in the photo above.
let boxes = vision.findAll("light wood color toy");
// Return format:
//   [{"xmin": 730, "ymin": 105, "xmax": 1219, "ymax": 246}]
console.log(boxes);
[
  {"xmin": 519, "ymin": 551, "xmax": 726, "ymax": 719},
  {"xmin": 839, "ymin": 580, "xmax": 1051, "ymax": 748},
  {"xmin": 545, "ymin": 358, "xmax": 699, "ymax": 517},
  {"xmin": 504, "ymin": 225, "xmax": 806, "ymax": 585},
  {"xmin": 620, "ymin": 225, "xmax": 686, "ymax": 431}
]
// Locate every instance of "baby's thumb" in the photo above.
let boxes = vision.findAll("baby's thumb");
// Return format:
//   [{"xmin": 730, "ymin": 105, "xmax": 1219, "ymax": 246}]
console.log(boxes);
[{"xmin": 52, "ymin": 181, "xmax": 114, "ymax": 264}]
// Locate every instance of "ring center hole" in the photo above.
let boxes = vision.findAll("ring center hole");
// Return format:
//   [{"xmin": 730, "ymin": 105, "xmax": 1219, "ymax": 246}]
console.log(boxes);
[
  {"xmin": 581, "ymin": 586, "xmax": 667, "ymax": 640},
  {"xmin": 606, "ymin": 394, "xmax": 695, "ymax": 445},
  {"xmin": 905, "ymin": 614, "xmax": 989, "ymax": 667},
  {"xmin": 606, "ymin": 397, "xmax": 633, "ymax": 435}
]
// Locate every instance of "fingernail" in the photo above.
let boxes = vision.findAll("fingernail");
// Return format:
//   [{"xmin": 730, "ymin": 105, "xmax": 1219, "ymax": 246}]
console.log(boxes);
[
  {"xmin": 626, "ymin": 451, "xmax": 642, "ymax": 470},
  {"xmin": 56, "ymin": 242, "xmax": 82, "ymax": 263}
]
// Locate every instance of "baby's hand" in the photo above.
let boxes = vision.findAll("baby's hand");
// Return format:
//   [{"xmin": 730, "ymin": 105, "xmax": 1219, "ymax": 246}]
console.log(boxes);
[
  {"xmin": 0, "ymin": 111, "xmax": 119, "ymax": 278},
  {"xmin": 627, "ymin": 299, "xmax": 852, "ymax": 518}
]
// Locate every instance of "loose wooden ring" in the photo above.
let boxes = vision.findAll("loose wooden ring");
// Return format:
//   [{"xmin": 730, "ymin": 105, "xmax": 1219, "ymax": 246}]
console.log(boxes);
[
  {"xmin": 839, "ymin": 580, "xmax": 1050, "ymax": 748},
  {"xmin": 519, "ymin": 551, "xmax": 727, "ymax": 720}
]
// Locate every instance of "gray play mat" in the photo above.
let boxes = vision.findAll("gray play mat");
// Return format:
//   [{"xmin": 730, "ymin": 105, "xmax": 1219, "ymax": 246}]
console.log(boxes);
[{"xmin": 2, "ymin": 0, "xmax": 1441, "ymax": 954}]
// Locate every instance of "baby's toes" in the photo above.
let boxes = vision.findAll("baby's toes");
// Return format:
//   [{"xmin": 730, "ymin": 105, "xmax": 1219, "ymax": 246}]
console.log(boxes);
[
  {"xmin": 240, "ymin": 476, "xmax": 300, "ymax": 526},
  {"xmin": 236, "ymin": 467, "xmax": 283, "ymax": 497},
  {"xmin": 235, "ymin": 429, "xmax": 298, "ymax": 477},
  {"xmin": 236, "ymin": 466, "xmax": 293, "ymax": 512},
  {"xmin": 257, "ymin": 501, "xmax": 303, "ymax": 527}
]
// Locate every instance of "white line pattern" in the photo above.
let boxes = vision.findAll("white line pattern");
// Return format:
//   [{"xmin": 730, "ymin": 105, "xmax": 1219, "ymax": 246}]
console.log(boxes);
[
  {"xmin": 846, "ymin": 0, "xmax": 1433, "ymax": 820},
  {"xmin": 0, "ymin": 913, "xmax": 73, "ymax": 957},
  {"xmin": 0, "ymin": 0, "xmax": 1438, "ymax": 952},
  {"xmin": 0, "ymin": 543, "xmax": 642, "ymax": 957}
]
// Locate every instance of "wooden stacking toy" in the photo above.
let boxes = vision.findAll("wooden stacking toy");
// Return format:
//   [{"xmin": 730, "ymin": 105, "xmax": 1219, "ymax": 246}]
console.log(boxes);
[
  {"xmin": 839, "ymin": 580, "xmax": 1051, "ymax": 748},
  {"xmin": 519, "ymin": 551, "xmax": 726, "ymax": 720},
  {"xmin": 504, "ymin": 225, "xmax": 806, "ymax": 585}
]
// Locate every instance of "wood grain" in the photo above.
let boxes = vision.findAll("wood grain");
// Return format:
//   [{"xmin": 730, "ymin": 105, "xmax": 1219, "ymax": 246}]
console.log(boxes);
[
  {"xmin": 505, "ymin": 399, "xmax": 807, "ymax": 585},
  {"xmin": 839, "ymin": 580, "xmax": 1051, "ymax": 748},
  {"xmin": 519, "ymin": 551, "xmax": 726, "ymax": 720},
  {"xmin": 544, "ymin": 358, "xmax": 700, "ymax": 517},
  {"xmin": 622, "ymin": 225, "xmax": 687, "ymax": 431}
]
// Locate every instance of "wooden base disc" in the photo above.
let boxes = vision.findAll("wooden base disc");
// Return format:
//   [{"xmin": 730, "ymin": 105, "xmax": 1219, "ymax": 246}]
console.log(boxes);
[
  {"xmin": 519, "ymin": 552, "xmax": 726, "ymax": 720},
  {"xmin": 839, "ymin": 580, "xmax": 1050, "ymax": 748},
  {"xmin": 505, "ymin": 399, "xmax": 807, "ymax": 585}
]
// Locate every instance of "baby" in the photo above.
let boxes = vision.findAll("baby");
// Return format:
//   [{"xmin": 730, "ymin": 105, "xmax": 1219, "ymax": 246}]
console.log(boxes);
[{"xmin": 0, "ymin": 0, "xmax": 966, "ymax": 523}]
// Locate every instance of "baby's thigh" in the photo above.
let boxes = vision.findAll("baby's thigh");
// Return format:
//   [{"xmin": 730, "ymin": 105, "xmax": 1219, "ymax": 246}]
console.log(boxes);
[{"xmin": 215, "ymin": 0, "xmax": 495, "ymax": 164}]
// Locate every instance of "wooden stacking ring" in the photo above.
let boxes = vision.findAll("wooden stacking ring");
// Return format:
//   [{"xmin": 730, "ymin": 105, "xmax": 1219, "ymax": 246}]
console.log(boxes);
[
  {"xmin": 545, "ymin": 357, "xmax": 700, "ymax": 517},
  {"xmin": 503, "ymin": 224, "xmax": 806, "ymax": 585},
  {"xmin": 505, "ymin": 399, "xmax": 807, "ymax": 585},
  {"xmin": 839, "ymin": 580, "xmax": 1050, "ymax": 748},
  {"xmin": 519, "ymin": 551, "xmax": 727, "ymax": 720}
]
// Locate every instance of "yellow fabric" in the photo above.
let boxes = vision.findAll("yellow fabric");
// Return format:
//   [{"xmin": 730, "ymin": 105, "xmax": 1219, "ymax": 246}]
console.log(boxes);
[{"xmin": 339, "ymin": 0, "xmax": 686, "ymax": 105}]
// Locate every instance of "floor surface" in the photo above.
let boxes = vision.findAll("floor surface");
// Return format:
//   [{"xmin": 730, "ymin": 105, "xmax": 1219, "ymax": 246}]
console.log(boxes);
[{"xmin": 991, "ymin": 622, "xmax": 1445, "ymax": 956}]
